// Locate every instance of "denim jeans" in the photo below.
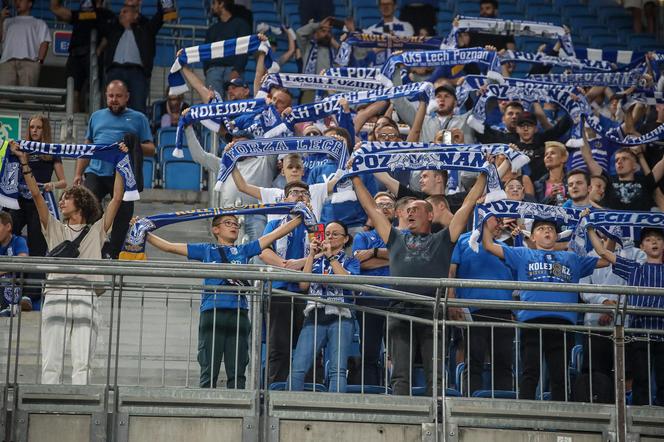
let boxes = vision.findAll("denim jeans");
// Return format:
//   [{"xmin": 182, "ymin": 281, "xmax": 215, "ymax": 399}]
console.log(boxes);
[
  {"xmin": 288, "ymin": 315, "xmax": 354, "ymax": 393},
  {"xmin": 205, "ymin": 66, "xmax": 237, "ymax": 97}
]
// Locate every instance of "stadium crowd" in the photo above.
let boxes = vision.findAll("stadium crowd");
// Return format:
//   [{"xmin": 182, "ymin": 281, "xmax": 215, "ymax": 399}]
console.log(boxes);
[{"xmin": 0, "ymin": 0, "xmax": 663, "ymax": 405}]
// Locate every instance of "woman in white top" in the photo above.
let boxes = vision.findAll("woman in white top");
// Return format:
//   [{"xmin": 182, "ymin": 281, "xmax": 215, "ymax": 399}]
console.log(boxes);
[{"xmin": 11, "ymin": 141, "xmax": 125, "ymax": 385}]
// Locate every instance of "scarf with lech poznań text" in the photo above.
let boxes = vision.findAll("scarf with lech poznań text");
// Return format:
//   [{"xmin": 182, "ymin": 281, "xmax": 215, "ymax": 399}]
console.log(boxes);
[
  {"xmin": 381, "ymin": 48, "xmax": 503, "ymax": 81},
  {"xmin": 120, "ymin": 202, "xmax": 317, "ymax": 260}
]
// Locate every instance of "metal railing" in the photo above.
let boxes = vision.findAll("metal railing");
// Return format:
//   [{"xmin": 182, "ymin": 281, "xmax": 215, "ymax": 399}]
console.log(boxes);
[{"xmin": 0, "ymin": 257, "xmax": 663, "ymax": 442}]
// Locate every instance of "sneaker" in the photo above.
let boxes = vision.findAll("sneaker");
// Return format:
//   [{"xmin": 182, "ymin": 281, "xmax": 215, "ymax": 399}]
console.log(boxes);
[
  {"xmin": 0, "ymin": 308, "xmax": 12, "ymax": 317},
  {"xmin": 20, "ymin": 297, "xmax": 32, "ymax": 312}
]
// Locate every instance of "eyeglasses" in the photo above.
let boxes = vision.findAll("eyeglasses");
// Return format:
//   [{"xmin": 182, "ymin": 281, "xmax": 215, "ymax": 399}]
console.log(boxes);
[
  {"xmin": 288, "ymin": 189, "xmax": 310, "ymax": 197},
  {"xmin": 376, "ymin": 202, "xmax": 395, "ymax": 209},
  {"xmin": 377, "ymin": 132, "xmax": 400, "ymax": 139},
  {"xmin": 213, "ymin": 220, "xmax": 240, "ymax": 228},
  {"xmin": 325, "ymin": 232, "xmax": 346, "ymax": 238}
]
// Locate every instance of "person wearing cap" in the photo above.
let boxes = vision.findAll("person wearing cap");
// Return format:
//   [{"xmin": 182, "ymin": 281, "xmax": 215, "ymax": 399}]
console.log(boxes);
[
  {"xmin": 224, "ymin": 77, "xmax": 250, "ymax": 101},
  {"xmin": 512, "ymin": 110, "xmax": 574, "ymax": 182},
  {"xmin": 482, "ymin": 217, "xmax": 609, "ymax": 401},
  {"xmin": 587, "ymin": 225, "xmax": 664, "ymax": 406},
  {"xmin": 391, "ymin": 79, "xmax": 476, "ymax": 144}
]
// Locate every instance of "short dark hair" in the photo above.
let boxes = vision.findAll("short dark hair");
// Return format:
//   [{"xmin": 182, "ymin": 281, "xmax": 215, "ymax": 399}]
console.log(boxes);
[
  {"xmin": 505, "ymin": 101, "xmax": 524, "ymax": 112},
  {"xmin": 327, "ymin": 220, "xmax": 353, "ymax": 247},
  {"xmin": 641, "ymin": 227, "xmax": 664, "ymax": 242},
  {"xmin": 284, "ymin": 180, "xmax": 309, "ymax": 196},
  {"xmin": 532, "ymin": 219, "xmax": 559, "ymax": 233},
  {"xmin": 480, "ymin": 0, "xmax": 498, "ymax": 7},
  {"xmin": 566, "ymin": 169, "xmax": 590, "ymax": 185},
  {"xmin": 61, "ymin": 186, "xmax": 102, "ymax": 224},
  {"xmin": 212, "ymin": 214, "xmax": 239, "ymax": 225},
  {"xmin": 591, "ymin": 174, "xmax": 609, "ymax": 186},
  {"xmin": 0, "ymin": 211, "xmax": 12, "ymax": 226}
]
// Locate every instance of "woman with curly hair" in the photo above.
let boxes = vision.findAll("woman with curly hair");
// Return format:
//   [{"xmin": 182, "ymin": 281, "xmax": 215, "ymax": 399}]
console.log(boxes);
[
  {"xmin": 9, "ymin": 115, "xmax": 66, "ymax": 305},
  {"xmin": 10, "ymin": 141, "xmax": 125, "ymax": 385}
]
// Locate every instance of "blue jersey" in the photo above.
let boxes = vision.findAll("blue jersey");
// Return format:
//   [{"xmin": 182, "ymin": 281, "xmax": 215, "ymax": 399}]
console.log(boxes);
[
  {"xmin": 308, "ymin": 159, "xmax": 377, "ymax": 227},
  {"xmin": 0, "ymin": 234, "xmax": 28, "ymax": 305},
  {"xmin": 85, "ymin": 108, "xmax": 152, "ymax": 176},
  {"xmin": 263, "ymin": 219, "xmax": 307, "ymax": 291},
  {"xmin": 187, "ymin": 240, "xmax": 262, "ymax": 311},
  {"xmin": 0, "ymin": 234, "xmax": 28, "ymax": 257},
  {"xmin": 352, "ymin": 229, "xmax": 389, "ymax": 278},
  {"xmin": 613, "ymin": 255, "xmax": 664, "ymax": 335},
  {"xmin": 451, "ymin": 232, "xmax": 513, "ymax": 310},
  {"xmin": 501, "ymin": 245, "xmax": 598, "ymax": 324},
  {"xmin": 309, "ymin": 252, "xmax": 360, "ymax": 305}
]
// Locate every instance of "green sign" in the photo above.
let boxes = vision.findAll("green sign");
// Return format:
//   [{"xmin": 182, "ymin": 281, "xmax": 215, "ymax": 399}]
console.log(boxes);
[{"xmin": 0, "ymin": 115, "xmax": 21, "ymax": 141}]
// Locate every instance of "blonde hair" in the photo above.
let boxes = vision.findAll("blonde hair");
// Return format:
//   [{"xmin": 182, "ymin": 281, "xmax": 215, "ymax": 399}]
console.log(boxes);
[{"xmin": 544, "ymin": 141, "xmax": 568, "ymax": 161}]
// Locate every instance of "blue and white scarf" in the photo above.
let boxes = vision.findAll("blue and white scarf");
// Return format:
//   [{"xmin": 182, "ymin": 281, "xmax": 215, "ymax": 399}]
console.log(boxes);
[
  {"xmin": 445, "ymin": 16, "xmax": 574, "ymax": 57},
  {"xmin": 168, "ymin": 35, "xmax": 278, "ymax": 95},
  {"xmin": 499, "ymin": 50, "xmax": 614, "ymax": 72},
  {"xmin": 260, "ymin": 73, "xmax": 389, "ymax": 95},
  {"xmin": 216, "ymin": 136, "xmax": 348, "ymax": 187},
  {"xmin": 527, "ymin": 70, "xmax": 649, "ymax": 90},
  {"xmin": 345, "ymin": 147, "xmax": 505, "ymax": 202},
  {"xmin": 303, "ymin": 38, "xmax": 335, "ymax": 75},
  {"xmin": 174, "ymin": 99, "xmax": 266, "ymax": 156},
  {"xmin": 120, "ymin": 202, "xmax": 316, "ymax": 260},
  {"xmin": 314, "ymin": 68, "xmax": 393, "ymax": 100},
  {"xmin": 264, "ymin": 82, "xmax": 434, "ymax": 137},
  {"xmin": 381, "ymin": 48, "xmax": 502, "ymax": 80},
  {"xmin": 344, "ymin": 32, "xmax": 445, "ymax": 50},
  {"xmin": 1, "ymin": 140, "xmax": 139, "ymax": 206}
]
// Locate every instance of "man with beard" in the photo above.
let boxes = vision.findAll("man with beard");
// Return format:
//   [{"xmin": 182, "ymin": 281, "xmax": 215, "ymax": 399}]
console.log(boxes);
[{"xmin": 74, "ymin": 80, "xmax": 154, "ymax": 258}]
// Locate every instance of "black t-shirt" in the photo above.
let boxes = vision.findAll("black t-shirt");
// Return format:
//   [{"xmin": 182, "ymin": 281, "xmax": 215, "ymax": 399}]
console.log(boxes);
[
  {"xmin": 69, "ymin": 8, "xmax": 116, "ymax": 55},
  {"xmin": 602, "ymin": 173, "xmax": 657, "ymax": 211},
  {"xmin": 27, "ymin": 155, "xmax": 60, "ymax": 185},
  {"xmin": 397, "ymin": 183, "xmax": 467, "ymax": 214}
]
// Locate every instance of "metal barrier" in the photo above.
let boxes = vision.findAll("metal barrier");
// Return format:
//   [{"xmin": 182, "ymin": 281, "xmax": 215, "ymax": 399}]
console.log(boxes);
[{"xmin": 0, "ymin": 256, "xmax": 663, "ymax": 442}]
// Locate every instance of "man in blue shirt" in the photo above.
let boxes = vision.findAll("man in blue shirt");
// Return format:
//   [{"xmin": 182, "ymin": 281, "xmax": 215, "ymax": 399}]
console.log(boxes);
[
  {"xmin": 482, "ymin": 218, "xmax": 605, "ymax": 401},
  {"xmin": 588, "ymin": 225, "xmax": 664, "ymax": 406},
  {"xmin": 0, "ymin": 211, "xmax": 29, "ymax": 314},
  {"xmin": 144, "ymin": 210, "xmax": 304, "ymax": 389},
  {"xmin": 260, "ymin": 181, "xmax": 312, "ymax": 385},
  {"xmin": 74, "ymin": 80, "xmax": 155, "ymax": 259},
  {"xmin": 348, "ymin": 191, "xmax": 395, "ymax": 386},
  {"xmin": 450, "ymin": 216, "xmax": 514, "ymax": 394}
]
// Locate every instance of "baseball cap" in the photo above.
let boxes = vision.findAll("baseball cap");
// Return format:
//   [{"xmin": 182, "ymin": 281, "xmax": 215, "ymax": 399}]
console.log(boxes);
[
  {"xmin": 434, "ymin": 84, "xmax": 457, "ymax": 100},
  {"xmin": 516, "ymin": 111, "xmax": 536, "ymax": 126},
  {"xmin": 224, "ymin": 78, "xmax": 249, "ymax": 89}
]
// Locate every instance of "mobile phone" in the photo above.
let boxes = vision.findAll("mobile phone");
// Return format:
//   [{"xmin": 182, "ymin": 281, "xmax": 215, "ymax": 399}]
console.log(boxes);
[
  {"xmin": 308, "ymin": 223, "xmax": 325, "ymax": 243},
  {"xmin": 442, "ymin": 130, "xmax": 453, "ymax": 145}
]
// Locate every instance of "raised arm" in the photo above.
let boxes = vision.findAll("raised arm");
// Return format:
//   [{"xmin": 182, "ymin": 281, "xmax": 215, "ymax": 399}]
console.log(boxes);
[
  {"xmin": 258, "ymin": 215, "xmax": 303, "ymax": 250},
  {"xmin": 373, "ymin": 172, "xmax": 400, "ymax": 195},
  {"xmin": 351, "ymin": 175, "xmax": 391, "ymax": 243},
  {"xmin": 180, "ymin": 64, "xmax": 213, "ymax": 104},
  {"xmin": 50, "ymin": 0, "xmax": 73, "ymax": 22},
  {"xmin": 146, "ymin": 231, "xmax": 188, "ymax": 256},
  {"xmin": 353, "ymin": 100, "xmax": 389, "ymax": 135},
  {"xmin": 277, "ymin": 27, "xmax": 296, "ymax": 66},
  {"xmin": 586, "ymin": 226, "xmax": 616, "ymax": 265},
  {"xmin": 11, "ymin": 143, "xmax": 50, "ymax": 229},
  {"xmin": 650, "ymin": 152, "xmax": 664, "ymax": 184},
  {"xmin": 184, "ymin": 124, "xmax": 220, "ymax": 175},
  {"xmin": 103, "ymin": 169, "xmax": 125, "ymax": 232},
  {"xmin": 581, "ymin": 122, "xmax": 603, "ymax": 177},
  {"xmin": 482, "ymin": 217, "xmax": 504, "ymax": 260},
  {"xmin": 230, "ymin": 167, "xmax": 262, "ymax": 200},
  {"xmin": 448, "ymin": 173, "xmax": 486, "ymax": 242},
  {"xmin": 406, "ymin": 99, "xmax": 428, "ymax": 142}
]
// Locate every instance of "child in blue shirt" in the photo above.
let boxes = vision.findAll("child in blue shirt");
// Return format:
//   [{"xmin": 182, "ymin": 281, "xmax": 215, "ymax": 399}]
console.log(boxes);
[
  {"xmin": 0, "ymin": 211, "xmax": 29, "ymax": 314},
  {"xmin": 483, "ymin": 217, "xmax": 605, "ymax": 401},
  {"xmin": 146, "ymin": 212, "xmax": 304, "ymax": 389}
]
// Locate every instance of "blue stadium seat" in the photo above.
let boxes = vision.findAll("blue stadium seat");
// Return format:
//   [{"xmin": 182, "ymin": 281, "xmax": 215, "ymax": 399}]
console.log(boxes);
[
  {"xmin": 252, "ymin": 2, "xmax": 276, "ymax": 13},
  {"xmin": 161, "ymin": 146, "xmax": 193, "ymax": 164},
  {"xmin": 163, "ymin": 160, "xmax": 201, "ymax": 190},
  {"xmin": 143, "ymin": 156, "xmax": 155, "ymax": 189},
  {"xmin": 269, "ymin": 382, "xmax": 327, "ymax": 392},
  {"xmin": 346, "ymin": 385, "xmax": 393, "ymax": 394},
  {"xmin": 471, "ymin": 390, "xmax": 517, "ymax": 399},
  {"xmin": 412, "ymin": 387, "xmax": 461, "ymax": 397},
  {"xmin": 157, "ymin": 127, "xmax": 178, "ymax": 147}
]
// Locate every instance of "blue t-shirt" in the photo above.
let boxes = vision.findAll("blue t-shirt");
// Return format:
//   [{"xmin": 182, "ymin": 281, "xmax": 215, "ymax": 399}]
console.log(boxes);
[
  {"xmin": 352, "ymin": 229, "xmax": 389, "ymax": 278},
  {"xmin": 0, "ymin": 234, "xmax": 28, "ymax": 257},
  {"xmin": 187, "ymin": 240, "xmax": 262, "ymax": 311},
  {"xmin": 451, "ymin": 232, "xmax": 513, "ymax": 311},
  {"xmin": 501, "ymin": 245, "xmax": 598, "ymax": 324},
  {"xmin": 263, "ymin": 219, "xmax": 306, "ymax": 291},
  {"xmin": 85, "ymin": 108, "xmax": 153, "ymax": 176},
  {"xmin": 308, "ymin": 158, "xmax": 377, "ymax": 227},
  {"xmin": 0, "ymin": 234, "xmax": 28, "ymax": 305}
]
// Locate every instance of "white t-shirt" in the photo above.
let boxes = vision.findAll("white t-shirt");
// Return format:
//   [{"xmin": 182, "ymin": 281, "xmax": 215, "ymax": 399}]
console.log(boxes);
[
  {"xmin": 259, "ymin": 182, "xmax": 327, "ymax": 222},
  {"xmin": 42, "ymin": 214, "xmax": 107, "ymax": 291},
  {"xmin": 364, "ymin": 18, "xmax": 415, "ymax": 37},
  {"xmin": 0, "ymin": 16, "xmax": 51, "ymax": 63}
]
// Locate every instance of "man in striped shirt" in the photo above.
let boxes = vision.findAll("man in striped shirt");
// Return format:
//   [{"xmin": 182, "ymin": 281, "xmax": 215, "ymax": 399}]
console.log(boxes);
[{"xmin": 587, "ymin": 226, "xmax": 664, "ymax": 406}]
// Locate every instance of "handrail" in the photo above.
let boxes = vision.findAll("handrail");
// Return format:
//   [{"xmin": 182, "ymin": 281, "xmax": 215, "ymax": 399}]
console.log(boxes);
[{"xmin": 3, "ymin": 256, "xmax": 664, "ymax": 297}]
